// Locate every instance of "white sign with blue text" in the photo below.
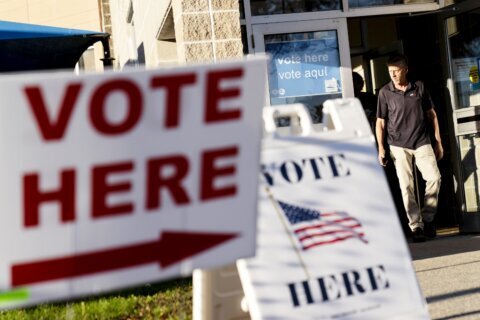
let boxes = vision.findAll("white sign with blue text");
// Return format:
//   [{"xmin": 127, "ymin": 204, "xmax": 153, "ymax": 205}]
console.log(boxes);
[
  {"xmin": 238, "ymin": 99, "xmax": 429, "ymax": 320},
  {"xmin": 266, "ymin": 32, "xmax": 341, "ymax": 99}
]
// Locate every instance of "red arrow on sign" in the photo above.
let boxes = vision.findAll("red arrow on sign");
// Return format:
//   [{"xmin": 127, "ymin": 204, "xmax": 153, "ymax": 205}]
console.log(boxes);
[{"xmin": 11, "ymin": 231, "xmax": 237, "ymax": 287}]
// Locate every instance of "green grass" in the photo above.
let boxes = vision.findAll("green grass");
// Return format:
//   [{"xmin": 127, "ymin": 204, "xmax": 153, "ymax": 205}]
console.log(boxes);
[{"xmin": 0, "ymin": 278, "xmax": 192, "ymax": 320}]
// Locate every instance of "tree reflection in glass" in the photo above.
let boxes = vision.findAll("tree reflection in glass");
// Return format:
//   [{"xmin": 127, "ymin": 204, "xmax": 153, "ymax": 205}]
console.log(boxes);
[
  {"xmin": 348, "ymin": 0, "xmax": 434, "ymax": 8},
  {"xmin": 250, "ymin": 0, "xmax": 340, "ymax": 16}
]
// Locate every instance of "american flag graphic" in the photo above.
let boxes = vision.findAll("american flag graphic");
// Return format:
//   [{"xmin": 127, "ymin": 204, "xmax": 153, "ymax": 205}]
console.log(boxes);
[{"xmin": 278, "ymin": 200, "xmax": 368, "ymax": 250}]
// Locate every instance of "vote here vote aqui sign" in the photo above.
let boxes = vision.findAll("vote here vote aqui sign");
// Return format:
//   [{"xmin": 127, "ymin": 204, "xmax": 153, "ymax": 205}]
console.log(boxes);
[
  {"xmin": 266, "ymin": 31, "xmax": 341, "ymax": 99},
  {"xmin": 0, "ymin": 58, "xmax": 266, "ymax": 308}
]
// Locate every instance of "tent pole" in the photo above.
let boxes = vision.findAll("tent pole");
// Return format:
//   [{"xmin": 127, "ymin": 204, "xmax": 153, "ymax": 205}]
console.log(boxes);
[{"xmin": 100, "ymin": 36, "xmax": 114, "ymax": 68}]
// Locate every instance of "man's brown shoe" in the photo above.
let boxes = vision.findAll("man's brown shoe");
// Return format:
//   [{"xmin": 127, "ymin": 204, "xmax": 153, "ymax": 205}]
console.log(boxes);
[{"xmin": 412, "ymin": 228, "xmax": 426, "ymax": 243}]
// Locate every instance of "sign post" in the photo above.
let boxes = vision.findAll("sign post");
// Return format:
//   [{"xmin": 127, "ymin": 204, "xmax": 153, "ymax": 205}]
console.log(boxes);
[{"xmin": 0, "ymin": 58, "xmax": 266, "ymax": 308}]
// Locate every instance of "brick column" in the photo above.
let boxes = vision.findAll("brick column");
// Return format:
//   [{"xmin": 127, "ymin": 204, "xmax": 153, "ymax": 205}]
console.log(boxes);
[{"xmin": 171, "ymin": 0, "xmax": 242, "ymax": 63}]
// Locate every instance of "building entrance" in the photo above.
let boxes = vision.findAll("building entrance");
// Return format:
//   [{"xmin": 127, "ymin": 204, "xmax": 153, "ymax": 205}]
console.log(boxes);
[
  {"xmin": 248, "ymin": 0, "xmax": 480, "ymax": 233},
  {"xmin": 348, "ymin": 12, "xmax": 460, "ymax": 231}
]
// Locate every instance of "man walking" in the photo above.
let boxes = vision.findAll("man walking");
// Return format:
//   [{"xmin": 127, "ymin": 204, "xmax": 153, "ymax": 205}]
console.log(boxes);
[{"xmin": 376, "ymin": 54, "xmax": 443, "ymax": 242}]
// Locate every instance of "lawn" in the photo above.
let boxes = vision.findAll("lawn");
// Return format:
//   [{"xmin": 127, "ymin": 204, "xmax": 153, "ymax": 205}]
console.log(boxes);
[{"xmin": 0, "ymin": 277, "xmax": 192, "ymax": 320}]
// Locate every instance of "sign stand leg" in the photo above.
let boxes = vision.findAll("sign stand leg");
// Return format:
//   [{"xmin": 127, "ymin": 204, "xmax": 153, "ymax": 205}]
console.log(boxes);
[{"xmin": 192, "ymin": 264, "xmax": 249, "ymax": 320}]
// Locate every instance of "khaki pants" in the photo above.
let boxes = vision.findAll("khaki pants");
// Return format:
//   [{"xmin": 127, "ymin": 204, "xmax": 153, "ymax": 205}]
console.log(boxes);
[{"xmin": 390, "ymin": 144, "xmax": 441, "ymax": 231}]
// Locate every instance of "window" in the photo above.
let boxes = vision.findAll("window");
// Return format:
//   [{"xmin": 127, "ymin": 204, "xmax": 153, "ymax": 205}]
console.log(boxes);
[
  {"xmin": 241, "ymin": 25, "xmax": 248, "ymax": 55},
  {"xmin": 239, "ymin": 0, "xmax": 249, "ymax": 54},
  {"xmin": 250, "ymin": 0, "xmax": 340, "ymax": 16},
  {"xmin": 125, "ymin": 1, "xmax": 139, "ymax": 66},
  {"xmin": 349, "ymin": 0, "xmax": 435, "ymax": 9},
  {"xmin": 447, "ymin": 9, "xmax": 480, "ymax": 109}
]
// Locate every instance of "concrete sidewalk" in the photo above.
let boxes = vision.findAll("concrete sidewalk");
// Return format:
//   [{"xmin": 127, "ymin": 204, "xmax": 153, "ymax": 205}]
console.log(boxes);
[{"xmin": 409, "ymin": 229, "xmax": 480, "ymax": 320}]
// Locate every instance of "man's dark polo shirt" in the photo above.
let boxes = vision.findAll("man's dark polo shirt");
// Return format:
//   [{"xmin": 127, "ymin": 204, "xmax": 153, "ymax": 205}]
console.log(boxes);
[{"xmin": 377, "ymin": 80, "xmax": 433, "ymax": 150}]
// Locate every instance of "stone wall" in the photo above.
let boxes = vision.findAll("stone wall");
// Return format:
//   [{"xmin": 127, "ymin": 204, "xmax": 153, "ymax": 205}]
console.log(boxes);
[{"xmin": 172, "ymin": 0, "xmax": 242, "ymax": 63}]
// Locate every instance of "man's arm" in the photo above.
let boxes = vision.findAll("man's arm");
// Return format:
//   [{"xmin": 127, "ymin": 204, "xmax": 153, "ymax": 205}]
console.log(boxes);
[
  {"xmin": 426, "ymin": 108, "xmax": 443, "ymax": 160},
  {"xmin": 375, "ymin": 118, "xmax": 388, "ymax": 166}
]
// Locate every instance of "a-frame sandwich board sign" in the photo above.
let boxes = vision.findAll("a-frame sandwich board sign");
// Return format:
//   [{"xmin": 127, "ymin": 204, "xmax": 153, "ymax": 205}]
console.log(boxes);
[{"xmin": 237, "ymin": 99, "xmax": 429, "ymax": 320}]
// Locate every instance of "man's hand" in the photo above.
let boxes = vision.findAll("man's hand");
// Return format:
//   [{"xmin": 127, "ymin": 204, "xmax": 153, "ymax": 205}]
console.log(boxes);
[
  {"xmin": 378, "ymin": 147, "xmax": 388, "ymax": 167},
  {"xmin": 426, "ymin": 109, "xmax": 443, "ymax": 161},
  {"xmin": 435, "ymin": 143, "xmax": 444, "ymax": 161}
]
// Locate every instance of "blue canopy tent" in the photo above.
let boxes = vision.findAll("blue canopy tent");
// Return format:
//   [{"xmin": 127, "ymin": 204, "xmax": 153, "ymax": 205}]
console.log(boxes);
[{"xmin": 0, "ymin": 20, "xmax": 112, "ymax": 72}]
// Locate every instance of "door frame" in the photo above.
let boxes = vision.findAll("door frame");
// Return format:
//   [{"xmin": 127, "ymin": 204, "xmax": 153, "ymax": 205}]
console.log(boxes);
[
  {"xmin": 439, "ymin": 0, "xmax": 480, "ymax": 229},
  {"xmin": 251, "ymin": 18, "xmax": 354, "ymax": 107}
]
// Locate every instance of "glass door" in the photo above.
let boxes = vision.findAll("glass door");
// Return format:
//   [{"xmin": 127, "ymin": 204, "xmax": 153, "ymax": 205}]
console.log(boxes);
[
  {"xmin": 447, "ymin": 8, "xmax": 480, "ymax": 111},
  {"xmin": 252, "ymin": 19, "xmax": 352, "ymax": 126},
  {"xmin": 442, "ymin": 0, "xmax": 480, "ymax": 230}
]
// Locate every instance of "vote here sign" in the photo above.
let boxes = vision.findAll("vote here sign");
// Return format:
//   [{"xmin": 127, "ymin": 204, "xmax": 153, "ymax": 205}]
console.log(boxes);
[
  {"xmin": 0, "ymin": 58, "xmax": 266, "ymax": 308},
  {"xmin": 265, "ymin": 31, "xmax": 341, "ymax": 99},
  {"xmin": 238, "ymin": 100, "xmax": 429, "ymax": 320}
]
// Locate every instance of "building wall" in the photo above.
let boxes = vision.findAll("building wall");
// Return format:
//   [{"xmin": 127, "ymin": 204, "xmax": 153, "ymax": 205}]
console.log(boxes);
[
  {"xmin": 0, "ymin": 0, "xmax": 106, "ymax": 71},
  {"xmin": 172, "ymin": 0, "xmax": 242, "ymax": 63},
  {"xmin": 108, "ymin": 0, "xmax": 243, "ymax": 69},
  {"xmin": 0, "ymin": 0, "xmax": 101, "ymax": 30},
  {"xmin": 109, "ymin": 0, "xmax": 170, "ymax": 69}
]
